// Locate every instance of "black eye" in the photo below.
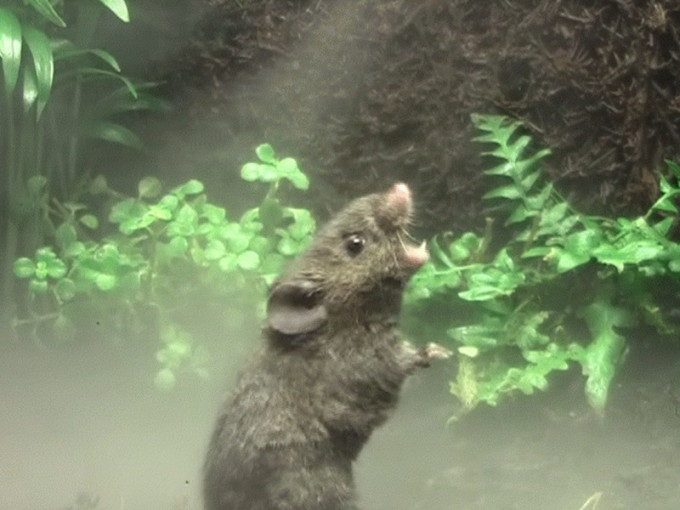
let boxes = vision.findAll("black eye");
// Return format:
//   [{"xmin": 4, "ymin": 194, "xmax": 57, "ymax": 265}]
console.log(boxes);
[{"xmin": 345, "ymin": 234, "xmax": 366, "ymax": 256}]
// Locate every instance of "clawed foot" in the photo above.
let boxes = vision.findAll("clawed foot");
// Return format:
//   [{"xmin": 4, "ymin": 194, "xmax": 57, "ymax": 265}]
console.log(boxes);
[
  {"xmin": 402, "ymin": 341, "xmax": 453, "ymax": 368},
  {"xmin": 422, "ymin": 342, "xmax": 453, "ymax": 362}
]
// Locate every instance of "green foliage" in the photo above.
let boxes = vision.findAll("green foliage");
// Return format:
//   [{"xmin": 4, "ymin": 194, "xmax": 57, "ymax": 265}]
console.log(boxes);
[
  {"xmin": 1, "ymin": 0, "xmax": 166, "ymax": 331},
  {"xmin": 14, "ymin": 145, "xmax": 315, "ymax": 390},
  {"xmin": 407, "ymin": 114, "xmax": 680, "ymax": 415}
]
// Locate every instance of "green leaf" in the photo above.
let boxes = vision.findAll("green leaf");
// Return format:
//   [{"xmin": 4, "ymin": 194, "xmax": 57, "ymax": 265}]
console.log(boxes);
[
  {"xmin": 89, "ymin": 175, "xmax": 108, "ymax": 194},
  {"xmin": 258, "ymin": 164, "xmax": 278, "ymax": 183},
  {"xmin": 85, "ymin": 122, "xmax": 143, "ymax": 149},
  {"xmin": 79, "ymin": 214, "xmax": 99, "ymax": 229},
  {"xmin": 22, "ymin": 25, "xmax": 53, "ymax": 116},
  {"xmin": 97, "ymin": 0, "xmax": 130, "ymax": 22},
  {"xmin": 164, "ymin": 236, "xmax": 188, "ymax": 258},
  {"xmin": 287, "ymin": 169, "xmax": 310, "ymax": 190},
  {"xmin": 449, "ymin": 232, "xmax": 482, "ymax": 262},
  {"xmin": 256, "ymin": 143, "xmax": 276, "ymax": 164},
  {"xmin": 201, "ymin": 203, "xmax": 226, "ymax": 224},
  {"xmin": 53, "ymin": 43, "xmax": 121, "ymax": 72},
  {"xmin": 593, "ymin": 240, "xmax": 665, "ymax": 273},
  {"xmin": 555, "ymin": 229, "xmax": 602, "ymax": 273},
  {"xmin": 167, "ymin": 204, "xmax": 199, "ymax": 237},
  {"xmin": 27, "ymin": 0, "xmax": 66, "ymax": 27},
  {"xmin": 29, "ymin": 279, "xmax": 49, "ymax": 294},
  {"xmin": 286, "ymin": 208, "xmax": 315, "ymax": 240},
  {"xmin": 277, "ymin": 235, "xmax": 298, "ymax": 256},
  {"xmin": 204, "ymin": 239, "xmax": 226, "ymax": 261},
  {"xmin": 666, "ymin": 159, "xmax": 680, "ymax": 179},
  {"xmin": 218, "ymin": 253, "xmax": 238, "ymax": 272},
  {"xmin": 173, "ymin": 179, "xmax": 204, "ymax": 198},
  {"xmin": 138, "ymin": 177, "xmax": 162, "ymax": 198},
  {"xmin": 237, "ymin": 250, "xmax": 260, "ymax": 270},
  {"xmin": 14, "ymin": 257, "xmax": 36, "ymax": 278},
  {"xmin": 222, "ymin": 224, "xmax": 252, "ymax": 253},
  {"xmin": 55, "ymin": 278, "xmax": 76, "ymax": 301},
  {"xmin": 579, "ymin": 298, "xmax": 634, "ymax": 413},
  {"xmin": 55, "ymin": 223, "xmax": 77, "ymax": 249},
  {"xmin": 241, "ymin": 162, "xmax": 261, "ymax": 182},
  {"xmin": 0, "ymin": 8, "xmax": 22, "ymax": 95},
  {"xmin": 483, "ymin": 184, "xmax": 522, "ymax": 200}
]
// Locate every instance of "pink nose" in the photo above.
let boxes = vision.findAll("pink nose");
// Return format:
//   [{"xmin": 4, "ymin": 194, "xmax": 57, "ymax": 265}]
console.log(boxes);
[{"xmin": 389, "ymin": 182, "xmax": 412, "ymax": 204}]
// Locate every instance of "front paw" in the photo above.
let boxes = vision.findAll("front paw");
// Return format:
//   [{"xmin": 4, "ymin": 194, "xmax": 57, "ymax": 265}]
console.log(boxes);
[{"xmin": 422, "ymin": 342, "xmax": 453, "ymax": 363}]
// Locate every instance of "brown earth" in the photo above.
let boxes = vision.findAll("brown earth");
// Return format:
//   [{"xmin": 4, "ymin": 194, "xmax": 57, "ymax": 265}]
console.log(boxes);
[{"xmin": 156, "ymin": 0, "xmax": 680, "ymax": 234}]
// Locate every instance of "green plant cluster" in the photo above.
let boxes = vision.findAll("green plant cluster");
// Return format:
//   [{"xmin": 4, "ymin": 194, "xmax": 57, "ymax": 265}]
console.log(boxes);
[
  {"xmin": 407, "ymin": 114, "xmax": 680, "ymax": 414},
  {"xmin": 1, "ymin": 0, "xmax": 167, "ymax": 328},
  {"xmin": 14, "ymin": 144, "xmax": 315, "ymax": 390}
]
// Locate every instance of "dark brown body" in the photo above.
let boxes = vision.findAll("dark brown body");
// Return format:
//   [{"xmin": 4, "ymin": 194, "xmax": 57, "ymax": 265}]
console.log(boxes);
[{"xmin": 203, "ymin": 183, "xmax": 450, "ymax": 510}]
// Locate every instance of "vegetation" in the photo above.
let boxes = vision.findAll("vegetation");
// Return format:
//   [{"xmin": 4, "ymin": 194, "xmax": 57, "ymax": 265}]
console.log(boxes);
[
  {"xmin": 406, "ymin": 114, "xmax": 680, "ymax": 414},
  {"xmin": 0, "ymin": 0, "xmax": 164, "ymax": 326},
  {"xmin": 9, "ymin": 81, "xmax": 680, "ymax": 412},
  {"xmin": 14, "ymin": 143, "xmax": 315, "ymax": 390}
]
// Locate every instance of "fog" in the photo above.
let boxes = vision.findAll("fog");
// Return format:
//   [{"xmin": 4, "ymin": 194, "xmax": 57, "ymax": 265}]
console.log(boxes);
[
  {"xmin": 3, "ymin": 1, "xmax": 680, "ymax": 509},
  {"xmin": 2, "ymin": 321, "xmax": 680, "ymax": 509}
]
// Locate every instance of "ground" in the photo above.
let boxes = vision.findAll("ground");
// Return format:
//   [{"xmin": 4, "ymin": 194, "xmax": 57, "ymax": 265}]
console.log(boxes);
[
  {"xmin": 155, "ymin": 0, "xmax": 680, "ymax": 232},
  {"xmin": 2, "ymin": 328, "xmax": 679, "ymax": 509}
]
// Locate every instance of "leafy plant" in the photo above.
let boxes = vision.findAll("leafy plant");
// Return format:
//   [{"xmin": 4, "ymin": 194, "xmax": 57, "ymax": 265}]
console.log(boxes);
[
  {"xmin": 13, "ymin": 144, "xmax": 315, "ymax": 390},
  {"xmin": 1, "ymin": 0, "xmax": 166, "ymax": 330},
  {"xmin": 407, "ymin": 114, "xmax": 680, "ymax": 415}
]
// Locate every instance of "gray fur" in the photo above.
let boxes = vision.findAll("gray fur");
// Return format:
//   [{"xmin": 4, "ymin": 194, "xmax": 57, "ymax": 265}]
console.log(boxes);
[{"xmin": 203, "ymin": 184, "xmax": 450, "ymax": 510}]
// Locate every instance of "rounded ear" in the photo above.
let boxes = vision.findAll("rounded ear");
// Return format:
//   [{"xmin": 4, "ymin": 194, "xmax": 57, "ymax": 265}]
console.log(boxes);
[{"xmin": 266, "ymin": 280, "xmax": 327, "ymax": 336}]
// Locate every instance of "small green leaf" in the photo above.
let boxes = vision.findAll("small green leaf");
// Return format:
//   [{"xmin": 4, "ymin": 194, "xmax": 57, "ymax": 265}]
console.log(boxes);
[
  {"xmin": 138, "ymin": 177, "xmax": 162, "ymax": 198},
  {"xmin": 27, "ymin": 0, "xmax": 66, "ymax": 27},
  {"xmin": 97, "ymin": 0, "xmax": 130, "ymax": 22},
  {"xmin": 173, "ymin": 179, "xmax": 204, "ymax": 198},
  {"xmin": 237, "ymin": 250, "xmax": 260, "ymax": 270},
  {"xmin": 167, "ymin": 204, "xmax": 199, "ymax": 237},
  {"xmin": 204, "ymin": 239, "xmax": 226, "ymax": 261},
  {"xmin": 64, "ymin": 241, "xmax": 85, "ymax": 258},
  {"xmin": 256, "ymin": 143, "xmax": 276, "ymax": 164},
  {"xmin": 218, "ymin": 253, "xmax": 238, "ymax": 272},
  {"xmin": 277, "ymin": 236, "xmax": 298, "ymax": 256},
  {"xmin": 287, "ymin": 170, "xmax": 310, "ymax": 190},
  {"xmin": 89, "ymin": 175, "xmax": 108, "ymax": 194},
  {"xmin": 55, "ymin": 223, "xmax": 77, "ymax": 249},
  {"xmin": 29, "ymin": 279, "xmax": 49, "ymax": 294},
  {"xmin": 94, "ymin": 273, "xmax": 116, "ymax": 291},
  {"xmin": 54, "ymin": 43, "xmax": 121, "ymax": 72},
  {"xmin": 666, "ymin": 159, "xmax": 680, "ymax": 179},
  {"xmin": 55, "ymin": 278, "xmax": 76, "ymax": 301},
  {"xmin": 14, "ymin": 257, "xmax": 36, "ymax": 278},
  {"xmin": 86, "ymin": 122, "xmax": 143, "ymax": 149},
  {"xmin": 202, "ymin": 203, "xmax": 226, "ymax": 224},
  {"xmin": 483, "ymin": 184, "xmax": 522, "ymax": 201},
  {"xmin": 165, "ymin": 236, "xmax": 188, "ymax": 258},
  {"xmin": 79, "ymin": 214, "xmax": 99, "ymax": 229},
  {"xmin": 258, "ymin": 164, "xmax": 278, "ymax": 183},
  {"xmin": 222, "ymin": 225, "xmax": 252, "ymax": 253},
  {"xmin": 241, "ymin": 162, "xmax": 261, "ymax": 181}
]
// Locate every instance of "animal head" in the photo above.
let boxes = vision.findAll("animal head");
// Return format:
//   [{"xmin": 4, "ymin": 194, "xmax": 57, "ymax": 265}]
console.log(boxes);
[{"xmin": 267, "ymin": 183, "xmax": 428, "ymax": 336}]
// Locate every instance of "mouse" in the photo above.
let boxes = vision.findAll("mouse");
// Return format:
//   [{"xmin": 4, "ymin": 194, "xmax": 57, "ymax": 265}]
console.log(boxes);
[{"xmin": 203, "ymin": 182, "xmax": 452, "ymax": 510}]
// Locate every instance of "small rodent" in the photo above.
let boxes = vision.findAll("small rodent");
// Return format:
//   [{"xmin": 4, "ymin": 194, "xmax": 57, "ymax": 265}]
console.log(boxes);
[{"xmin": 203, "ymin": 182, "xmax": 451, "ymax": 510}]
